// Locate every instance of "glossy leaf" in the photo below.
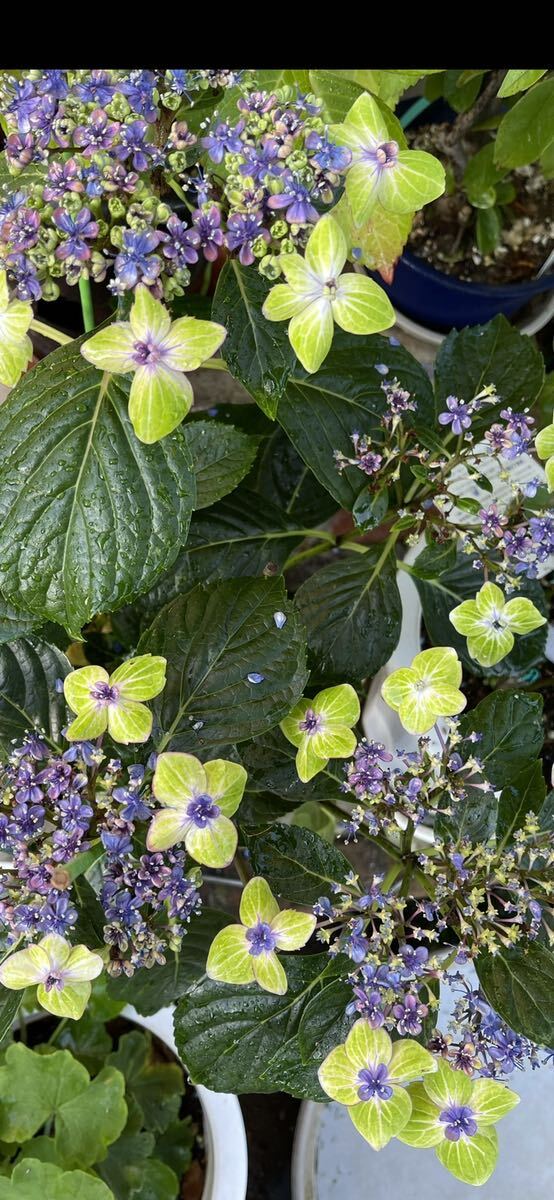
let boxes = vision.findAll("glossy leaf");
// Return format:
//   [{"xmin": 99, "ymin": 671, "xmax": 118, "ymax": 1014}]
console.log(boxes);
[
  {"xmin": 294, "ymin": 548, "xmax": 401, "ymax": 683},
  {"xmin": 139, "ymin": 576, "xmax": 308, "ymax": 751},
  {"xmin": 496, "ymin": 761, "xmax": 546, "ymax": 846},
  {"xmin": 212, "ymin": 260, "xmax": 296, "ymax": 418},
  {"xmin": 0, "ymin": 338, "xmax": 195, "ymax": 636},
  {"xmin": 277, "ymin": 330, "xmax": 435, "ymax": 506},
  {"xmin": 174, "ymin": 951, "xmax": 348, "ymax": 1099},
  {"xmin": 457, "ymin": 690, "xmax": 543, "ymax": 790},
  {"xmin": 495, "ymin": 78, "xmax": 554, "ymax": 167},
  {"xmin": 182, "ymin": 419, "xmax": 259, "ymax": 509},
  {"xmin": 0, "ymin": 636, "xmax": 72, "ymax": 752},
  {"xmin": 247, "ymin": 824, "xmax": 350, "ymax": 904},
  {"xmin": 476, "ymin": 942, "xmax": 554, "ymax": 1046},
  {"xmin": 254, "ymin": 427, "xmax": 338, "ymax": 525},
  {"xmin": 434, "ymin": 315, "xmax": 544, "ymax": 431}
]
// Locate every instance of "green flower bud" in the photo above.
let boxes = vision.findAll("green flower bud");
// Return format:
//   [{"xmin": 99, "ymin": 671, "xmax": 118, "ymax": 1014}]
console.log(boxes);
[
  {"xmin": 108, "ymin": 196, "xmax": 126, "ymax": 220},
  {"xmin": 156, "ymin": 203, "xmax": 172, "ymax": 223},
  {"xmin": 258, "ymin": 254, "xmax": 282, "ymax": 281},
  {"xmin": 63, "ymin": 193, "xmax": 84, "ymax": 216},
  {"xmin": 107, "ymin": 93, "xmax": 131, "ymax": 121},
  {"xmin": 251, "ymin": 235, "xmax": 270, "ymax": 259},
  {"xmin": 270, "ymin": 220, "xmax": 289, "ymax": 240},
  {"xmin": 110, "ymin": 225, "xmax": 125, "ymax": 249},
  {"xmin": 287, "ymin": 151, "xmax": 308, "ymax": 172},
  {"xmin": 280, "ymin": 238, "xmax": 296, "ymax": 255},
  {"xmin": 38, "ymin": 228, "xmax": 58, "ymax": 254},
  {"xmin": 167, "ymin": 150, "xmax": 188, "ymax": 173},
  {"xmin": 95, "ymin": 219, "xmax": 109, "ymax": 239},
  {"xmin": 161, "ymin": 91, "xmax": 181, "ymax": 112},
  {"xmin": 267, "ymin": 177, "xmax": 285, "ymax": 196},
  {"xmin": 40, "ymin": 277, "xmax": 60, "ymax": 301}
]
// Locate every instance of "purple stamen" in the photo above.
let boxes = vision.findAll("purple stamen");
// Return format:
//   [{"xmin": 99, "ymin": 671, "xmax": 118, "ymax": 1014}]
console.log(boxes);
[
  {"xmin": 90, "ymin": 682, "xmax": 119, "ymax": 706},
  {"xmin": 299, "ymin": 708, "xmax": 321, "ymax": 734}
]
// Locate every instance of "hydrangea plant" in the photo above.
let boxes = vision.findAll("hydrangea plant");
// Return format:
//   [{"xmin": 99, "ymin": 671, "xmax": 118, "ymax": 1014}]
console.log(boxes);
[{"xmin": 0, "ymin": 67, "xmax": 552, "ymax": 1191}]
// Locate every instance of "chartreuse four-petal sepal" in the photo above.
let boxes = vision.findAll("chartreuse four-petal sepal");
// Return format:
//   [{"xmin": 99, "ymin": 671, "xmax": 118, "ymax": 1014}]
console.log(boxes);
[
  {"xmin": 329, "ymin": 93, "xmax": 445, "ymax": 228},
  {"xmin": 148, "ymin": 752, "xmax": 246, "ymax": 868},
  {"xmin": 535, "ymin": 413, "xmax": 554, "ymax": 492},
  {"xmin": 262, "ymin": 214, "xmax": 394, "ymax": 373},
  {"xmin": 206, "ymin": 876, "xmax": 316, "ymax": 996},
  {"xmin": 0, "ymin": 933, "xmax": 103, "ymax": 1020},
  {"xmin": 0, "ymin": 269, "xmax": 33, "ymax": 387},
  {"xmin": 398, "ymin": 1059, "xmax": 519, "ymax": 1186},
  {"xmin": 318, "ymin": 1020, "xmax": 437, "ymax": 1150},
  {"xmin": 449, "ymin": 581, "xmax": 546, "ymax": 668},
  {"xmin": 81, "ymin": 283, "xmax": 226, "ymax": 443},
  {"xmin": 64, "ymin": 654, "xmax": 166, "ymax": 744},
  {"xmin": 381, "ymin": 647, "xmax": 466, "ymax": 735},
  {"xmin": 280, "ymin": 683, "xmax": 360, "ymax": 783}
]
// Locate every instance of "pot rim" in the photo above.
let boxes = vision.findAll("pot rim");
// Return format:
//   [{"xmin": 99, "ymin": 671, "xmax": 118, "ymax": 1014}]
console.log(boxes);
[{"xmin": 399, "ymin": 249, "xmax": 554, "ymax": 300}]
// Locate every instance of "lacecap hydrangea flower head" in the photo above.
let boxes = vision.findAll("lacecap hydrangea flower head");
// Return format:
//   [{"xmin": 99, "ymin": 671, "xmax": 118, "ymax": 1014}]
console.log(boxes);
[
  {"xmin": 280, "ymin": 683, "xmax": 360, "ymax": 782},
  {"xmin": 449, "ymin": 581, "xmax": 545, "ymax": 668}
]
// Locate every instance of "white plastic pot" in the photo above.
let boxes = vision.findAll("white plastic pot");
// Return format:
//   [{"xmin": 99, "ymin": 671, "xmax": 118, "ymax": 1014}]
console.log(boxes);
[{"xmin": 123, "ymin": 1005, "xmax": 248, "ymax": 1200}]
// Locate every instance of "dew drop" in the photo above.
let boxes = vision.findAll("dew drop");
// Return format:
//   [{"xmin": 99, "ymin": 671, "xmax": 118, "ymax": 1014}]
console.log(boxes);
[
  {"xmin": 273, "ymin": 611, "xmax": 287, "ymax": 629},
  {"xmin": 246, "ymin": 672, "xmax": 265, "ymax": 684}
]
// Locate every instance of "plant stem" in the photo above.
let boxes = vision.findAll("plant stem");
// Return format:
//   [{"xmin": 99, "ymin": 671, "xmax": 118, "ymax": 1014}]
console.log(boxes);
[
  {"xmin": 48, "ymin": 1017, "xmax": 68, "ymax": 1046},
  {"xmin": 79, "ymin": 276, "xmax": 95, "ymax": 332},
  {"xmin": 234, "ymin": 850, "xmax": 251, "ymax": 886},
  {"xmin": 30, "ymin": 319, "xmax": 73, "ymax": 346}
]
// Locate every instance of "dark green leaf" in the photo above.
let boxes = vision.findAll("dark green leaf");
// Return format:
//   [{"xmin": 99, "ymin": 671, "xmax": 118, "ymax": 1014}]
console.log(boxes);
[
  {"xmin": 476, "ymin": 206, "xmax": 502, "ymax": 255},
  {"xmin": 294, "ymin": 549, "xmax": 401, "ymax": 683},
  {"xmin": 0, "ymin": 636, "xmax": 71, "ymax": 751},
  {"xmin": 0, "ymin": 595, "xmax": 38, "ymax": 645},
  {"xmin": 0, "ymin": 338, "xmax": 196, "ymax": 636},
  {"xmin": 96, "ymin": 1130, "xmax": 155, "ymax": 1199},
  {"xmin": 132, "ymin": 1158, "xmax": 179, "ymax": 1200},
  {"xmin": 71, "ymin": 877, "xmax": 107, "ymax": 951},
  {"xmin": 496, "ymin": 761, "xmax": 546, "ymax": 846},
  {"xmin": 182, "ymin": 420, "xmax": 259, "ymax": 509},
  {"xmin": 238, "ymin": 791, "xmax": 299, "ymax": 832},
  {"xmin": 107, "ymin": 909, "xmax": 232, "ymax": 1015},
  {"xmin": 247, "ymin": 824, "xmax": 350, "ymax": 903},
  {"xmin": 212, "ymin": 261, "xmax": 296, "ymax": 418},
  {"xmin": 56, "ymin": 1011, "xmax": 112, "ymax": 1077},
  {"xmin": 476, "ymin": 942, "xmax": 554, "ymax": 1045},
  {"xmin": 458, "ymin": 690, "xmax": 543, "ymax": 789},
  {"xmin": 254, "ymin": 428, "xmax": 338, "ymax": 526},
  {"xmin": 538, "ymin": 790, "xmax": 554, "ymax": 833},
  {"xmin": 463, "ymin": 144, "xmax": 505, "ymax": 208},
  {"xmin": 298, "ymin": 976, "xmax": 354, "ymax": 1067},
  {"xmin": 131, "ymin": 489, "xmax": 304, "ymax": 623},
  {"xmin": 435, "ymin": 784, "xmax": 498, "ymax": 844},
  {"xmin": 415, "ymin": 552, "xmax": 548, "ymax": 679},
  {"xmin": 434, "ymin": 315, "xmax": 544, "ymax": 432},
  {"xmin": 410, "ymin": 540, "xmax": 457, "ymax": 579},
  {"xmin": 174, "ymin": 952, "xmax": 347, "ymax": 1099},
  {"xmin": 352, "ymin": 487, "xmax": 389, "ymax": 531},
  {"xmin": 444, "ymin": 69, "xmax": 484, "ymax": 113},
  {"xmin": 139, "ymin": 576, "xmax": 308, "ymax": 752},
  {"xmin": 277, "ymin": 331, "xmax": 435, "ymax": 507},
  {"xmin": 308, "ymin": 71, "xmax": 364, "ymax": 121}
]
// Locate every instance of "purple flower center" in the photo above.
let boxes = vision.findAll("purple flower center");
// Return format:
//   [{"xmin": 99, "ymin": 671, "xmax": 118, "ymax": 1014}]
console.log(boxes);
[
  {"xmin": 299, "ymin": 708, "xmax": 322, "ymax": 735},
  {"xmin": 357, "ymin": 1062, "xmax": 393, "ymax": 1102},
  {"xmin": 90, "ymin": 682, "xmax": 120, "ymax": 706},
  {"xmin": 439, "ymin": 1104, "xmax": 478, "ymax": 1141},
  {"xmin": 375, "ymin": 140, "xmax": 399, "ymax": 167},
  {"xmin": 186, "ymin": 792, "xmax": 220, "ymax": 828},
  {"xmin": 44, "ymin": 971, "xmax": 64, "ymax": 992},
  {"xmin": 246, "ymin": 920, "xmax": 277, "ymax": 956},
  {"xmin": 132, "ymin": 339, "xmax": 165, "ymax": 367}
]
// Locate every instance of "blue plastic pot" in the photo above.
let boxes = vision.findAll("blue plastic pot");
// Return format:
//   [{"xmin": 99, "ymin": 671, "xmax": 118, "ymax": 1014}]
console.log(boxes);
[{"xmin": 372, "ymin": 250, "xmax": 554, "ymax": 333}]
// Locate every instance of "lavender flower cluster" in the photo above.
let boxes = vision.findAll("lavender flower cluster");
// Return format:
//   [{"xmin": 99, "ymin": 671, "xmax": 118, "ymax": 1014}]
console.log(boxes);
[
  {"xmin": 0, "ymin": 69, "xmax": 349, "ymax": 304},
  {"xmin": 431, "ymin": 975, "xmax": 554, "ymax": 1078},
  {"xmin": 0, "ymin": 732, "xmax": 201, "ymax": 973}
]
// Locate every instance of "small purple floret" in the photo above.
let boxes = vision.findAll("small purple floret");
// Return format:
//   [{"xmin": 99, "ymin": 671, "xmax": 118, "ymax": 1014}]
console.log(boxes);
[
  {"xmin": 357, "ymin": 1062, "xmax": 393, "ymax": 1102},
  {"xmin": 246, "ymin": 920, "xmax": 277, "ymax": 956},
  {"xmin": 186, "ymin": 793, "xmax": 220, "ymax": 829},
  {"xmin": 439, "ymin": 1104, "xmax": 478, "ymax": 1141}
]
